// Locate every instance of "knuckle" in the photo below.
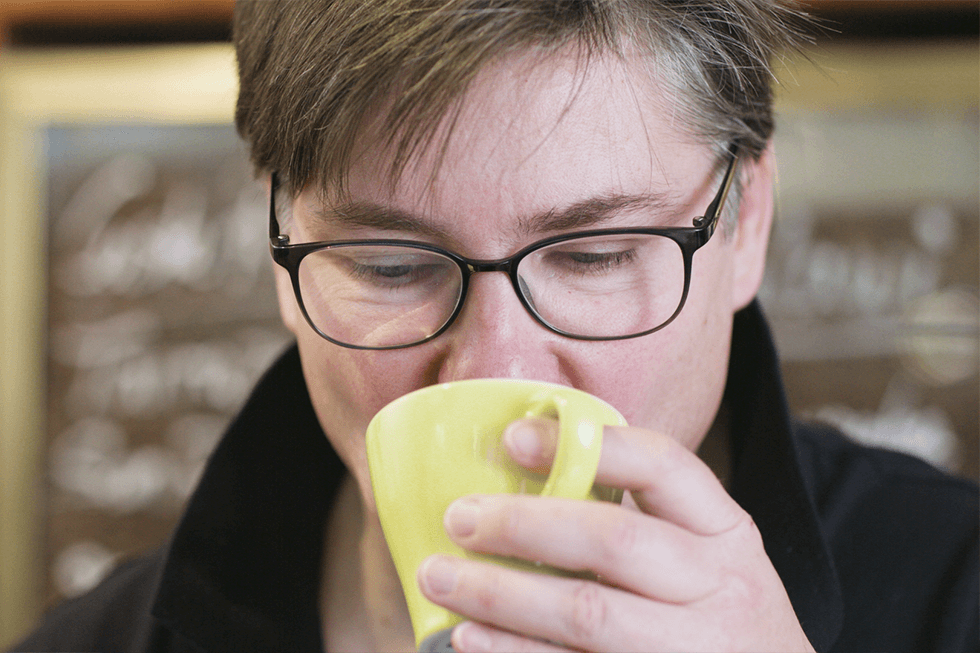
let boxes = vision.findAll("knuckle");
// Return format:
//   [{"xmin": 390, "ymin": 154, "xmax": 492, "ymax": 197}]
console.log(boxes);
[
  {"xmin": 729, "ymin": 513, "xmax": 766, "ymax": 556},
  {"xmin": 718, "ymin": 510, "xmax": 762, "ymax": 545},
  {"xmin": 499, "ymin": 502, "xmax": 524, "ymax": 547},
  {"xmin": 474, "ymin": 585, "xmax": 499, "ymax": 613},
  {"xmin": 565, "ymin": 580, "xmax": 609, "ymax": 643},
  {"xmin": 714, "ymin": 569, "xmax": 765, "ymax": 620},
  {"xmin": 473, "ymin": 569, "xmax": 503, "ymax": 613},
  {"xmin": 601, "ymin": 512, "xmax": 640, "ymax": 561},
  {"xmin": 731, "ymin": 572, "xmax": 765, "ymax": 607},
  {"xmin": 736, "ymin": 513, "xmax": 763, "ymax": 541}
]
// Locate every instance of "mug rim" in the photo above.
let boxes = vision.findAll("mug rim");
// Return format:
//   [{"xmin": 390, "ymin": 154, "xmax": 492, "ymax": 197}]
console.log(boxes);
[{"xmin": 372, "ymin": 377, "xmax": 624, "ymax": 422}]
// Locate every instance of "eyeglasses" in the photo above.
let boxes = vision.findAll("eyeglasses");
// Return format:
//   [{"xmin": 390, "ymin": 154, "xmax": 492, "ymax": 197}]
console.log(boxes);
[{"xmin": 269, "ymin": 144, "xmax": 738, "ymax": 350}]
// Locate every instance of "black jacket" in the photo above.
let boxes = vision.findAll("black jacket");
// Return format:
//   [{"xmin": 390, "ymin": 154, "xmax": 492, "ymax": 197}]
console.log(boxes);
[{"xmin": 12, "ymin": 303, "xmax": 979, "ymax": 652}]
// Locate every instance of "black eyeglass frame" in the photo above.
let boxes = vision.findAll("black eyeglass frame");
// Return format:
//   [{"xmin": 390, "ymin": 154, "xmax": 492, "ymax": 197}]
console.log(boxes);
[{"xmin": 269, "ymin": 143, "xmax": 739, "ymax": 350}]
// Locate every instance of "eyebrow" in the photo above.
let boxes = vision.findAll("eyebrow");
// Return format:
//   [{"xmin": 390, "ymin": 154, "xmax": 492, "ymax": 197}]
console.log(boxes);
[
  {"xmin": 316, "ymin": 191, "xmax": 678, "ymax": 240},
  {"xmin": 516, "ymin": 193, "xmax": 677, "ymax": 235},
  {"xmin": 317, "ymin": 203, "xmax": 451, "ymax": 239}
]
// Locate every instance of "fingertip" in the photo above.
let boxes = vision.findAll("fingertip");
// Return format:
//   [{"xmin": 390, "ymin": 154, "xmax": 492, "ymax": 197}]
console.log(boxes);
[
  {"xmin": 504, "ymin": 422, "xmax": 541, "ymax": 459},
  {"xmin": 503, "ymin": 418, "xmax": 556, "ymax": 469},
  {"xmin": 444, "ymin": 497, "xmax": 480, "ymax": 539},
  {"xmin": 417, "ymin": 555, "xmax": 458, "ymax": 597},
  {"xmin": 452, "ymin": 621, "xmax": 493, "ymax": 652}
]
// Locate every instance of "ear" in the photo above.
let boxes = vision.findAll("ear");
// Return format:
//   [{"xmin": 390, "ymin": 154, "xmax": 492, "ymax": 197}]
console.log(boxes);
[{"xmin": 730, "ymin": 143, "xmax": 775, "ymax": 311}]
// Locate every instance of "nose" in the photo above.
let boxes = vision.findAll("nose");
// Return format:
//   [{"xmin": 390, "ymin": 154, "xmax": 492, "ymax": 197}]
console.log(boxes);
[{"xmin": 436, "ymin": 270, "xmax": 562, "ymax": 383}]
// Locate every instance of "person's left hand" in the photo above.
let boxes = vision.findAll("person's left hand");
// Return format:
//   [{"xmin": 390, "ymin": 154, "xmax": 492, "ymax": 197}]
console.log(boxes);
[{"xmin": 416, "ymin": 418, "xmax": 815, "ymax": 652}]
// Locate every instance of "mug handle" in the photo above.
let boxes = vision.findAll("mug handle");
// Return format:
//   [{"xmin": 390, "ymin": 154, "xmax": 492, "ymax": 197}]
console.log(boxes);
[{"xmin": 524, "ymin": 393, "xmax": 603, "ymax": 499}]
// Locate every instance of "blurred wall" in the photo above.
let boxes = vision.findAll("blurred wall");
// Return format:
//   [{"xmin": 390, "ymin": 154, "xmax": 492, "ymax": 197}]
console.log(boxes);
[{"xmin": 769, "ymin": 42, "xmax": 978, "ymax": 480}]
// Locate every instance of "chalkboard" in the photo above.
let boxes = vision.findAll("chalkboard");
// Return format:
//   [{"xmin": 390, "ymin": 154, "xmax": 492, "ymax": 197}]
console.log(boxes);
[{"xmin": 43, "ymin": 123, "xmax": 291, "ymax": 603}]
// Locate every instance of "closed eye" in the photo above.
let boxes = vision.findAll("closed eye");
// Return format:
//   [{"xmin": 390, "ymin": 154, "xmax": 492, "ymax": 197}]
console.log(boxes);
[{"xmin": 542, "ymin": 247, "xmax": 638, "ymax": 276}]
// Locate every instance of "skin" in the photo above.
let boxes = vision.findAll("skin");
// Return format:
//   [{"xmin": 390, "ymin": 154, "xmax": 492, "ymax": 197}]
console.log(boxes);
[{"xmin": 274, "ymin": 47, "xmax": 813, "ymax": 651}]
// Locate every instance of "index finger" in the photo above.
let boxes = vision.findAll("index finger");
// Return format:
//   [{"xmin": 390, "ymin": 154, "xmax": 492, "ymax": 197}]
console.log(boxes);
[
  {"xmin": 505, "ymin": 419, "xmax": 745, "ymax": 536},
  {"xmin": 604, "ymin": 425, "xmax": 745, "ymax": 535}
]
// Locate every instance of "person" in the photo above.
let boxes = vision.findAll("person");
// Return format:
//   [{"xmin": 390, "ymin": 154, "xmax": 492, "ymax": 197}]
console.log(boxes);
[{"xmin": 12, "ymin": 1, "xmax": 978, "ymax": 652}]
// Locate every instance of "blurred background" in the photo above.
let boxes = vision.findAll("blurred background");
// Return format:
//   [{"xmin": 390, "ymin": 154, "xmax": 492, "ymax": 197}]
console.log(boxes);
[{"xmin": 0, "ymin": 0, "xmax": 977, "ymax": 648}]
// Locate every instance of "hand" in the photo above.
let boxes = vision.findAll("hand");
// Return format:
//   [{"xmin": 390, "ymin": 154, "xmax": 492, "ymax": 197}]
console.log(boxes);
[{"xmin": 416, "ymin": 419, "xmax": 816, "ymax": 652}]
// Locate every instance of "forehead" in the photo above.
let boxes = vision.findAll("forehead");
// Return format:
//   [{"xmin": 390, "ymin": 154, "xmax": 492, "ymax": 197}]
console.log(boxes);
[{"xmin": 324, "ymin": 48, "xmax": 711, "ymax": 231}]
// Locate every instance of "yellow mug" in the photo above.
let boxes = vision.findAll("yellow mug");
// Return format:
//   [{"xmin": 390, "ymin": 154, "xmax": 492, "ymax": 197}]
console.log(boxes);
[{"xmin": 365, "ymin": 379, "xmax": 627, "ymax": 651}]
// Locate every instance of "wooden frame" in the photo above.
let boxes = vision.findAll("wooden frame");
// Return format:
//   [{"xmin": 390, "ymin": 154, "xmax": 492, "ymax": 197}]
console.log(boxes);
[{"xmin": 0, "ymin": 0, "xmax": 233, "ymax": 47}]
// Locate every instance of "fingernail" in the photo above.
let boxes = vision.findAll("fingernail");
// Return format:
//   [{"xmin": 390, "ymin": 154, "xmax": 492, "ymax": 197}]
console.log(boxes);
[
  {"xmin": 445, "ymin": 497, "xmax": 479, "ymax": 538},
  {"xmin": 455, "ymin": 622, "xmax": 493, "ymax": 652},
  {"xmin": 505, "ymin": 424, "xmax": 540, "ymax": 459},
  {"xmin": 420, "ymin": 556, "xmax": 457, "ymax": 595}
]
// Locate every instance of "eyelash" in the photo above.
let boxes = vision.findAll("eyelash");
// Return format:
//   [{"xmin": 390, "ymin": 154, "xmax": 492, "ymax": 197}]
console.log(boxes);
[{"xmin": 569, "ymin": 250, "xmax": 636, "ymax": 268}]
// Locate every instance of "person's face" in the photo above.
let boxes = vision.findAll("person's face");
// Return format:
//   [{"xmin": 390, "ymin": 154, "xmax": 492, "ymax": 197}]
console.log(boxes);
[{"xmin": 273, "ymin": 49, "xmax": 774, "ymax": 513}]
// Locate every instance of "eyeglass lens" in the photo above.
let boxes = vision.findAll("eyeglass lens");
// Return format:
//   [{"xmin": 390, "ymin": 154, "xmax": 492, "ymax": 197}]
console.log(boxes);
[{"xmin": 297, "ymin": 244, "xmax": 464, "ymax": 348}]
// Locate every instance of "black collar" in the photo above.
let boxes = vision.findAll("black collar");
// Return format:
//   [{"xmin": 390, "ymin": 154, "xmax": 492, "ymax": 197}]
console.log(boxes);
[
  {"xmin": 727, "ymin": 303, "xmax": 843, "ymax": 651},
  {"xmin": 152, "ymin": 301, "xmax": 843, "ymax": 652},
  {"xmin": 153, "ymin": 344, "xmax": 342, "ymax": 652}
]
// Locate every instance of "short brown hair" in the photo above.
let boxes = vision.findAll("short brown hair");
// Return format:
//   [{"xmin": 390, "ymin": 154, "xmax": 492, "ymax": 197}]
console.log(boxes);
[{"xmin": 233, "ymin": 0, "xmax": 809, "ymax": 197}]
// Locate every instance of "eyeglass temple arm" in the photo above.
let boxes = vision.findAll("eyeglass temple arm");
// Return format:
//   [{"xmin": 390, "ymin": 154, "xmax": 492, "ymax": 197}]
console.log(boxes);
[
  {"xmin": 693, "ymin": 143, "xmax": 739, "ymax": 239},
  {"xmin": 269, "ymin": 172, "xmax": 284, "ymax": 242}
]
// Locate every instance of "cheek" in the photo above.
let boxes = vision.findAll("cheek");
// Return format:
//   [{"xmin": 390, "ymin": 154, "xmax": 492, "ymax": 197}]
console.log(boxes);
[
  {"xmin": 294, "ymin": 331, "xmax": 440, "ymax": 506},
  {"xmin": 578, "ymin": 248, "xmax": 735, "ymax": 450},
  {"xmin": 302, "ymin": 342, "xmax": 436, "ymax": 436},
  {"xmin": 575, "ymin": 335, "xmax": 721, "ymax": 447}
]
